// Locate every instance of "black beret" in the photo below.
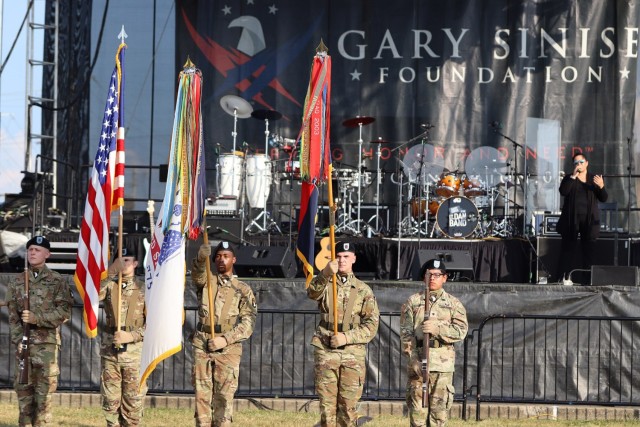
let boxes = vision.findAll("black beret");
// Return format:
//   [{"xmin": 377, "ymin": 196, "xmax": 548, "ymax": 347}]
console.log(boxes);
[
  {"xmin": 335, "ymin": 241, "xmax": 356, "ymax": 254},
  {"xmin": 420, "ymin": 258, "xmax": 447, "ymax": 278},
  {"xmin": 26, "ymin": 236, "xmax": 50, "ymax": 250},
  {"xmin": 112, "ymin": 244, "xmax": 138, "ymax": 261},
  {"xmin": 215, "ymin": 241, "xmax": 236, "ymax": 256}
]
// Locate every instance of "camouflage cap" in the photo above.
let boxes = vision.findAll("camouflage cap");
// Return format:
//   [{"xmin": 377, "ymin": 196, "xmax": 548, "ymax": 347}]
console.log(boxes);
[{"xmin": 26, "ymin": 235, "xmax": 50, "ymax": 250}]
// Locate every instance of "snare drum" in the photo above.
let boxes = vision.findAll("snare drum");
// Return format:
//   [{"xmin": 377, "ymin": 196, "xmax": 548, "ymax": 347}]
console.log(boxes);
[
  {"xmin": 218, "ymin": 154, "xmax": 244, "ymax": 198},
  {"xmin": 463, "ymin": 175, "xmax": 485, "ymax": 197},
  {"xmin": 245, "ymin": 154, "xmax": 273, "ymax": 208},
  {"xmin": 436, "ymin": 196, "xmax": 479, "ymax": 238},
  {"xmin": 436, "ymin": 173, "xmax": 461, "ymax": 197}
]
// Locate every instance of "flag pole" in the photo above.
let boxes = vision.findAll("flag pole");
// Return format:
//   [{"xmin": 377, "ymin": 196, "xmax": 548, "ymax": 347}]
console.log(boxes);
[
  {"xmin": 202, "ymin": 213, "xmax": 216, "ymax": 338},
  {"xmin": 114, "ymin": 31, "xmax": 127, "ymax": 348},
  {"xmin": 327, "ymin": 165, "xmax": 338, "ymax": 335},
  {"xmin": 315, "ymin": 40, "xmax": 338, "ymax": 335}
]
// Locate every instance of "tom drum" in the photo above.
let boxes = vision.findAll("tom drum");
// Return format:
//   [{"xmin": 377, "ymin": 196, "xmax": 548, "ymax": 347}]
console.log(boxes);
[{"xmin": 436, "ymin": 173, "xmax": 461, "ymax": 197}]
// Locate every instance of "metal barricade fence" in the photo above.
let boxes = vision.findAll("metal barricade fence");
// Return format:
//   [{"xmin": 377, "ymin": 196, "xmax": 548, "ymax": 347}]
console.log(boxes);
[
  {"xmin": 14, "ymin": 306, "xmax": 639, "ymax": 412},
  {"xmin": 0, "ymin": 304, "xmax": 422, "ymax": 399},
  {"xmin": 463, "ymin": 314, "xmax": 640, "ymax": 421}
]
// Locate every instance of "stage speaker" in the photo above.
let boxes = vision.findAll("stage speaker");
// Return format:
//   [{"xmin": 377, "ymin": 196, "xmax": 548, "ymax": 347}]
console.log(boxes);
[
  {"xmin": 412, "ymin": 249, "xmax": 473, "ymax": 281},
  {"xmin": 234, "ymin": 245, "xmax": 297, "ymax": 278},
  {"xmin": 591, "ymin": 265, "xmax": 639, "ymax": 286},
  {"xmin": 536, "ymin": 237, "xmax": 631, "ymax": 284},
  {"xmin": 185, "ymin": 218, "xmax": 243, "ymax": 263}
]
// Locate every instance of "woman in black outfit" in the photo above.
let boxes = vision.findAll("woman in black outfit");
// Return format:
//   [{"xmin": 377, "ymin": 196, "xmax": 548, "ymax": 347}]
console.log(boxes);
[{"xmin": 556, "ymin": 153, "xmax": 608, "ymax": 283}]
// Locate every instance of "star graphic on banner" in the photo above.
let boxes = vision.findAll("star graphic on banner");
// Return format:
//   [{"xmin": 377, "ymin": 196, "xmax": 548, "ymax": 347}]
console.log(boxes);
[
  {"xmin": 269, "ymin": 4, "xmax": 278, "ymax": 14},
  {"xmin": 222, "ymin": 5, "xmax": 231, "ymax": 15},
  {"xmin": 247, "ymin": 0, "xmax": 254, "ymax": 4},
  {"xmin": 620, "ymin": 67, "xmax": 630, "ymax": 79},
  {"xmin": 350, "ymin": 69, "xmax": 362, "ymax": 80}
]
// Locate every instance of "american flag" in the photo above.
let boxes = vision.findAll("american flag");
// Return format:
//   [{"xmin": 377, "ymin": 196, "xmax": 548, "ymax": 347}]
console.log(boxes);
[{"xmin": 74, "ymin": 44, "xmax": 126, "ymax": 338}]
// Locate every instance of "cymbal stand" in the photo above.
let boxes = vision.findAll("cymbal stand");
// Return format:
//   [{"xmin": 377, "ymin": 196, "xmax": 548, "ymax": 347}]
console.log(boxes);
[
  {"xmin": 396, "ymin": 166, "xmax": 403, "ymax": 279},
  {"xmin": 261, "ymin": 118, "xmax": 271, "ymax": 230},
  {"xmin": 374, "ymin": 142, "xmax": 382, "ymax": 232},
  {"xmin": 356, "ymin": 122, "xmax": 364, "ymax": 231},
  {"xmin": 230, "ymin": 107, "xmax": 241, "ymax": 202}
]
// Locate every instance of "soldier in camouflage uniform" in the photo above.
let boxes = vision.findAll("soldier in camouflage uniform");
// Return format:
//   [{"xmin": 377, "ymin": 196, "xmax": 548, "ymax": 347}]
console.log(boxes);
[
  {"xmin": 308, "ymin": 241, "xmax": 379, "ymax": 427},
  {"xmin": 6, "ymin": 236, "xmax": 73, "ymax": 427},
  {"xmin": 191, "ymin": 241, "xmax": 257, "ymax": 426},
  {"xmin": 400, "ymin": 259, "xmax": 468, "ymax": 427},
  {"xmin": 99, "ymin": 246, "xmax": 147, "ymax": 426}
]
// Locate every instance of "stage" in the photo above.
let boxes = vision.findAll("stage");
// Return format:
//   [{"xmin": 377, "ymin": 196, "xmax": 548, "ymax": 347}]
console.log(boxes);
[{"xmin": 22, "ymin": 230, "xmax": 640, "ymax": 285}]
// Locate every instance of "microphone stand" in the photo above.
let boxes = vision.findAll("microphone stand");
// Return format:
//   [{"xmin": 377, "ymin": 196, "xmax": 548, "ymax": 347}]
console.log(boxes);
[
  {"xmin": 491, "ymin": 124, "xmax": 525, "ymax": 236},
  {"xmin": 627, "ymin": 137, "xmax": 633, "ymax": 234}
]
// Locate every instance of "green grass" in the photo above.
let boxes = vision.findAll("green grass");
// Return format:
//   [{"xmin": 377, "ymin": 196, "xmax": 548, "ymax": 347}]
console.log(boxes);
[{"xmin": 0, "ymin": 402, "xmax": 639, "ymax": 426}]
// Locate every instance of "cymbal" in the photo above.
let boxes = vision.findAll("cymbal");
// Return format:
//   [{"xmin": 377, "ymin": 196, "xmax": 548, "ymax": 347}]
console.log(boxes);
[
  {"xmin": 401, "ymin": 144, "xmax": 444, "ymax": 182},
  {"xmin": 370, "ymin": 137, "xmax": 389, "ymax": 144},
  {"xmin": 220, "ymin": 95, "xmax": 253, "ymax": 118},
  {"xmin": 251, "ymin": 109, "xmax": 283, "ymax": 121},
  {"xmin": 342, "ymin": 116, "xmax": 375, "ymax": 127}
]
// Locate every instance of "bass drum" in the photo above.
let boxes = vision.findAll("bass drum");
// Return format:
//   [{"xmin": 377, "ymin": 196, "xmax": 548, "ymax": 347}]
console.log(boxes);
[
  {"xmin": 218, "ymin": 154, "xmax": 244, "ymax": 198},
  {"xmin": 245, "ymin": 154, "xmax": 273, "ymax": 208},
  {"xmin": 436, "ymin": 196, "xmax": 479, "ymax": 238}
]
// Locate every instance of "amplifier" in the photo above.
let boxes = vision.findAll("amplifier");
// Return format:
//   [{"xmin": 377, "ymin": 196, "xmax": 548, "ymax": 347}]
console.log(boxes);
[{"xmin": 205, "ymin": 197, "xmax": 237, "ymax": 216}]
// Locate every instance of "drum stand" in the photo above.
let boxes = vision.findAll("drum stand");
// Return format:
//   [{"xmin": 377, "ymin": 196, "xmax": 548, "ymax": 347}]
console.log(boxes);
[
  {"xmin": 334, "ymin": 177, "xmax": 362, "ymax": 235},
  {"xmin": 247, "ymin": 109, "xmax": 282, "ymax": 235}
]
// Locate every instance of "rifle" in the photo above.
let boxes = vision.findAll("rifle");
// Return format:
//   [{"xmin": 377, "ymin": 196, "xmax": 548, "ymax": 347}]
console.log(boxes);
[
  {"xmin": 18, "ymin": 259, "xmax": 30, "ymax": 384},
  {"xmin": 421, "ymin": 283, "xmax": 431, "ymax": 409}
]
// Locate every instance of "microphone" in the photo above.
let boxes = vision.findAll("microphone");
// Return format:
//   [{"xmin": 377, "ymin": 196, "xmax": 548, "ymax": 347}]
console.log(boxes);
[
  {"xmin": 489, "ymin": 121, "xmax": 502, "ymax": 129},
  {"xmin": 420, "ymin": 123, "xmax": 435, "ymax": 129}
]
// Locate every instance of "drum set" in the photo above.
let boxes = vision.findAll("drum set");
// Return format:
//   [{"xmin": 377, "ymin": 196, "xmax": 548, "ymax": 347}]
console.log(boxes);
[
  {"xmin": 213, "ymin": 94, "xmax": 520, "ymax": 240},
  {"xmin": 398, "ymin": 143, "xmax": 519, "ymax": 239}
]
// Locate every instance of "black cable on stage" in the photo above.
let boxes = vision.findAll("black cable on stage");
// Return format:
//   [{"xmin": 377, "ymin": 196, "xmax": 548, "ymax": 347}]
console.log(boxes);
[
  {"xmin": 30, "ymin": 0, "xmax": 110, "ymax": 112},
  {"xmin": 0, "ymin": 0, "xmax": 34, "ymax": 76}
]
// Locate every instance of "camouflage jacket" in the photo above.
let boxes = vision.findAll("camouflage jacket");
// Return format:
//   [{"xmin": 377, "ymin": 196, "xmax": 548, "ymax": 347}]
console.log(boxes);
[
  {"xmin": 400, "ymin": 288, "xmax": 468, "ymax": 372},
  {"xmin": 99, "ymin": 275, "xmax": 146, "ymax": 358},
  {"xmin": 307, "ymin": 272, "xmax": 379, "ymax": 353},
  {"xmin": 6, "ymin": 265, "xmax": 73, "ymax": 346},
  {"xmin": 191, "ymin": 258, "xmax": 257, "ymax": 355}
]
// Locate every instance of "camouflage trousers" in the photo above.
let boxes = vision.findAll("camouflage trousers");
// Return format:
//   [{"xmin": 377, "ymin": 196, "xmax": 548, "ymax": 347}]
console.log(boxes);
[
  {"xmin": 14, "ymin": 343, "xmax": 59, "ymax": 427},
  {"xmin": 314, "ymin": 347, "xmax": 366, "ymax": 427},
  {"xmin": 192, "ymin": 347, "xmax": 241, "ymax": 427},
  {"xmin": 406, "ymin": 359, "xmax": 454, "ymax": 427},
  {"xmin": 101, "ymin": 355, "xmax": 148, "ymax": 427}
]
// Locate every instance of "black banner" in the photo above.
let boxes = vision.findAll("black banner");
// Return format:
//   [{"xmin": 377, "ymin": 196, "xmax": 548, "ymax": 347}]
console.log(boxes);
[{"xmin": 177, "ymin": 0, "xmax": 639, "ymax": 226}]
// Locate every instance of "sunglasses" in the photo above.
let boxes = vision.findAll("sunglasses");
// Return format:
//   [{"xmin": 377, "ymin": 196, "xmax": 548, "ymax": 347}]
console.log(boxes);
[{"xmin": 573, "ymin": 159, "xmax": 586, "ymax": 165}]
